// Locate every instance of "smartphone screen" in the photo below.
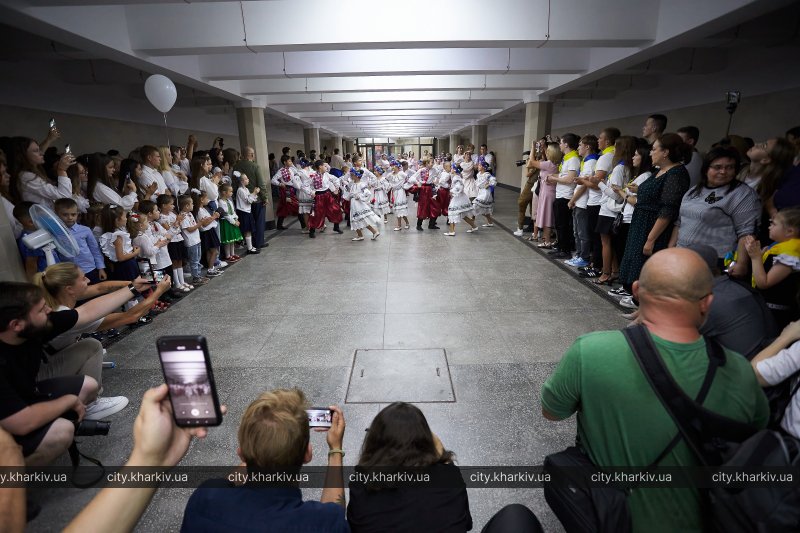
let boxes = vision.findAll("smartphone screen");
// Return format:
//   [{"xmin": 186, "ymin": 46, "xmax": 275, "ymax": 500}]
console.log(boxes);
[
  {"xmin": 137, "ymin": 258, "xmax": 155, "ymax": 283},
  {"xmin": 153, "ymin": 270, "xmax": 165, "ymax": 283},
  {"xmin": 49, "ymin": 118, "xmax": 56, "ymax": 129},
  {"xmin": 306, "ymin": 408, "xmax": 332, "ymax": 428},
  {"xmin": 157, "ymin": 336, "xmax": 222, "ymax": 426}
]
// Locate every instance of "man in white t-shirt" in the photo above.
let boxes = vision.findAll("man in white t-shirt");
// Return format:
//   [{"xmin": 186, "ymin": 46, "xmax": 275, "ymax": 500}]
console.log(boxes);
[
  {"xmin": 139, "ymin": 145, "xmax": 169, "ymax": 202},
  {"xmin": 579, "ymin": 127, "xmax": 619, "ymax": 277},
  {"xmin": 567, "ymin": 135, "xmax": 600, "ymax": 268},
  {"xmin": 677, "ymin": 126, "xmax": 703, "ymax": 188},
  {"xmin": 549, "ymin": 133, "xmax": 581, "ymax": 259}
]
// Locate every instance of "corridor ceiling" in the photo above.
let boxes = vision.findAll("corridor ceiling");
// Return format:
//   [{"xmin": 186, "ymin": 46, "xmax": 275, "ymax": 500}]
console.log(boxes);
[{"xmin": 0, "ymin": 0, "xmax": 794, "ymax": 138}]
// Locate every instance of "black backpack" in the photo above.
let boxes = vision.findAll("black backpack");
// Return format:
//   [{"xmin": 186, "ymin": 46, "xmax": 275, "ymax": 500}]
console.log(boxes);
[{"xmin": 625, "ymin": 325, "xmax": 800, "ymax": 533}]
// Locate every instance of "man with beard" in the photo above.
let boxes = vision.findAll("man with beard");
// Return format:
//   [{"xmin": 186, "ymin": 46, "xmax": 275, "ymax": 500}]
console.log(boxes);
[{"xmin": 0, "ymin": 279, "xmax": 149, "ymax": 466}]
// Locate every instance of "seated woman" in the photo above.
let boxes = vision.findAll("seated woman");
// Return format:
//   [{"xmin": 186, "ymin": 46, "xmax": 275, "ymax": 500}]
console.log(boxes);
[
  {"xmin": 33, "ymin": 262, "xmax": 171, "ymax": 348},
  {"xmin": 670, "ymin": 146, "xmax": 761, "ymax": 278},
  {"xmin": 751, "ymin": 320, "xmax": 800, "ymax": 439},
  {"xmin": 347, "ymin": 402, "xmax": 472, "ymax": 533}
]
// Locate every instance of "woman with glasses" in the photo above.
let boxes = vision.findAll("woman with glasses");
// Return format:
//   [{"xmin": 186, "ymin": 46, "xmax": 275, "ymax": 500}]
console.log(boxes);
[{"xmin": 669, "ymin": 146, "xmax": 761, "ymax": 278}]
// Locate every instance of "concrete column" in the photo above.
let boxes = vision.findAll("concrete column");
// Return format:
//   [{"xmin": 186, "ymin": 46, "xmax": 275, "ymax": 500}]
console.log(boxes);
[
  {"xmin": 334, "ymin": 136, "xmax": 343, "ymax": 154},
  {"xmin": 235, "ymin": 102, "xmax": 275, "ymax": 225},
  {"xmin": 522, "ymin": 100, "xmax": 553, "ymax": 186},
  {"xmin": 439, "ymin": 137, "xmax": 449, "ymax": 154},
  {"xmin": 0, "ymin": 203, "xmax": 25, "ymax": 282},
  {"xmin": 304, "ymin": 127, "xmax": 320, "ymax": 155},
  {"xmin": 449, "ymin": 134, "xmax": 460, "ymax": 153},
  {"xmin": 433, "ymin": 138, "xmax": 440, "ymax": 155},
  {"xmin": 471, "ymin": 124, "xmax": 488, "ymax": 150},
  {"xmin": 344, "ymin": 139, "xmax": 355, "ymax": 155}
]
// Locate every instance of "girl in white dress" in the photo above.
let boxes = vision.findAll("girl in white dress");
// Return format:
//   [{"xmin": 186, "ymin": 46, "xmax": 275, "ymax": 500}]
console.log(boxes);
[
  {"xmin": 370, "ymin": 165, "xmax": 392, "ymax": 223},
  {"xmin": 295, "ymin": 159, "xmax": 315, "ymax": 232},
  {"xmin": 444, "ymin": 168, "xmax": 478, "ymax": 236},
  {"xmin": 345, "ymin": 167, "xmax": 381, "ymax": 241},
  {"xmin": 472, "ymin": 161, "xmax": 498, "ymax": 227},
  {"xmin": 460, "ymin": 152, "xmax": 478, "ymax": 200},
  {"xmin": 387, "ymin": 161, "xmax": 410, "ymax": 230}
]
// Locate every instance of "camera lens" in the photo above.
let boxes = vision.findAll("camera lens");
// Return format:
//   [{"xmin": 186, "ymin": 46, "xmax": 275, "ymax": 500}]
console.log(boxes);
[{"xmin": 74, "ymin": 420, "xmax": 111, "ymax": 437}]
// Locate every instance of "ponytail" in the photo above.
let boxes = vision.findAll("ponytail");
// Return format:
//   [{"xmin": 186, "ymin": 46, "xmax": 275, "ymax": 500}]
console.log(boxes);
[{"xmin": 31, "ymin": 263, "xmax": 81, "ymax": 309}]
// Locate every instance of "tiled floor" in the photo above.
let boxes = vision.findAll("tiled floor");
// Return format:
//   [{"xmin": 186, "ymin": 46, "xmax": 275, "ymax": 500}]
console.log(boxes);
[{"xmin": 30, "ymin": 187, "xmax": 627, "ymax": 532}]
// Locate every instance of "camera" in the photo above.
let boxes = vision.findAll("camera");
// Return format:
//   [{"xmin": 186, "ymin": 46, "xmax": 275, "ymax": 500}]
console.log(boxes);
[
  {"xmin": 75, "ymin": 419, "xmax": 110, "ymax": 437},
  {"xmin": 515, "ymin": 150, "xmax": 532, "ymax": 167}
]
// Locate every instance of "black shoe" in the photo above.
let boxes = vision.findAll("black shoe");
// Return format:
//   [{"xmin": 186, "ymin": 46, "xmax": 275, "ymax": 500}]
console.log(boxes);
[
  {"xmin": 276, "ymin": 226, "xmax": 286, "ymax": 230},
  {"xmin": 550, "ymin": 251, "xmax": 570, "ymax": 259},
  {"xmin": 248, "ymin": 248, "xmax": 261, "ymax": 254},
  {"xmin": 259, "ymin": 242, "xmax": 269, "ymax": 248},
  {"xmin": 547, "ymin": 249, "xmax": 563, "ymax": 255},
  {"xmin": 309, "ymin": 232, "xmax": 316, "ymax": 238},
  {"xmin": 333, "ymin": 226, "xmax": 343, "ymax": 234},
  {"xmin": 579, "ymin": 269, "xmax": 602, "ymax": 278}
]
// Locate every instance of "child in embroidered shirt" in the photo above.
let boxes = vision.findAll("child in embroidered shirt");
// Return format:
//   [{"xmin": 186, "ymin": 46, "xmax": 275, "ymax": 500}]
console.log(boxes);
[
  {"xmin": 472, "ymin": 160, "xmax": 497, "ymax": 227},
  {"xmin": 744, "ymin": 207, "xmax": 800, "ymax": 329},
  {"xmin": 217, "ymin": 183, "xmax": 242, "ymax": 263},
  {"xmin": 194, "ymin": 189, "xmax": 223, "ymax": 277},
  {"xmin": 179, "ymin": 193, "xmax": 207, "ymax": 285},
  {"xmin": 235, "ymin": 173, "xmax": 261, "ymax": 254}
]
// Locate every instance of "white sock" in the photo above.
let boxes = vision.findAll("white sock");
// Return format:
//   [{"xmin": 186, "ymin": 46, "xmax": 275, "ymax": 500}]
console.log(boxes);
[
  {"xmin": 176, "ymin": 268, "xmax": 185, "ymax": 286},
  {"xmin": 245, "ymin": 235, "xmax": 253, "ymax": 250},
  {"xmin": 172, "ymin": 270, "xmax": 180, "ymax": 288}
]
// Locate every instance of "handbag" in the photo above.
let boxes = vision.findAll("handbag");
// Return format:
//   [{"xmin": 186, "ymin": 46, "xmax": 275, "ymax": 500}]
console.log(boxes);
[
  {"xmin": 533, "ymin": 178, "xmax": 541, "ymax": 196},
  {"xmin": 611, "ymin": 211, "xmax": 624, "ymax": 235}
]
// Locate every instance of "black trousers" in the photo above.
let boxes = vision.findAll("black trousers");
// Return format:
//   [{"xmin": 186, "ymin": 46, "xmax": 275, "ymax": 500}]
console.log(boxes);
[
  {"xmin": 586, "ymin": 204, "xmax": 603, "ymax": 270},
  {"xmin": 252, "ymin": 201, "xmax": 265, "ymax": 247},
  {"xmin": 481, "ymin": 504, "xmax": 543, "ymax": 533},
  {"xmin": 553, "ymin": 198, "xmax": 573, "ymax": 254}
]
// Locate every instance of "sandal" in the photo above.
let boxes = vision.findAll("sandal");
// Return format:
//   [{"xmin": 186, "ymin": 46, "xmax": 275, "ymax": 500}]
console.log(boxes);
[{"xmin": 593, "ymin": 273, "xmax": 612, "ymax": 285}]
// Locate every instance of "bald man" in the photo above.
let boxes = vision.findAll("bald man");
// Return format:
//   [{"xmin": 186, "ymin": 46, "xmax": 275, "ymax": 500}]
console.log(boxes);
[{"xmin": 541, "ymin": 248, "xmax": 768, "ymax": 532}]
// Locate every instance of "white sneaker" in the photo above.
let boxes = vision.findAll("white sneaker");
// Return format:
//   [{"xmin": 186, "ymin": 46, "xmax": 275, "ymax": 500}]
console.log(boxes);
[
  {"xmin": 466, "ymin": 227, "xmax": 478, "ymax": 233},
  {"xmin": 371, "ymin": 232, "xmax": 380, "ymax": 240},
  {"xmin": 619, "ymin": 296, "xmax": 638, "ymax": 309},
  {"xmin": 513, "ymin": 229, "xmax": 524, "ymax": 236},
  {"xmin": 352, "ymin": 236, "xmax": 364, "ymax": 241},
  {"xmin": 404, "ymin": 224, "xmax": 410, "ymax": 229},
  {"xmin": 217, "ymin": 261, "xmax": 229, "ymax": 269},
  {"xmin": 482, "ymin": 223, "xmax": 494, "ymax": 227},
  {"xmin": 443, "ymin": 232, "xmax": 456, "ymax": 236},
  {"xmin": 393, "ymin": 227, "xmax": 402, "ymax": 231},
  {"xmin": 84, "ymin": 396, "xmax": 129, "ymax": 420}
]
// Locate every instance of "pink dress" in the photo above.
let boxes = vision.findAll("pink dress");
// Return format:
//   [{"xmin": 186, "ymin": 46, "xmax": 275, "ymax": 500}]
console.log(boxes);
[{"xmin": 534, "ymin": 161, "xmax": 557, "ymax": 228}]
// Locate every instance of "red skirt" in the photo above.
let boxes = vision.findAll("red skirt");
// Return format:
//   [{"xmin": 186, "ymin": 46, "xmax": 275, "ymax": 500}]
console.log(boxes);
[
  {"xmin": 416, "ymin": 184, "xmax": 440, "ymax": 219},
  {"xmin": 437, "ymin": 188, "xmax": 451, "ymax": 216},
  {"xmin": 309, "ymin": 191, "xmax": 343, "ymax": 228},
  {"xmin": 276, "ymin": 187, "xmax": 299, "ymax": 217}
]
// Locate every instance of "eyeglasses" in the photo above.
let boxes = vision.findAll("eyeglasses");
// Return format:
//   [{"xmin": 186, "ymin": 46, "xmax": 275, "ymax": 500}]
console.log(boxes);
[{"xmin": 709, "ymin": 164, "xmax": 736, "ymax": 171}]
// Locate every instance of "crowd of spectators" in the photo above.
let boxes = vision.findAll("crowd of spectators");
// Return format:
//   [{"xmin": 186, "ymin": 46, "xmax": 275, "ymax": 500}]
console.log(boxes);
[{"xmin": 2, "ymin": 115, "xmax": 800, "ymax": 532}]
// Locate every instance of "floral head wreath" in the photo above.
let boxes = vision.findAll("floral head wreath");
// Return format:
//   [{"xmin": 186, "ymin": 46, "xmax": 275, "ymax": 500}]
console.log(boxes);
[{"xmin": 350, "ymin": 168, "xmax": 364, "ymax": 178}]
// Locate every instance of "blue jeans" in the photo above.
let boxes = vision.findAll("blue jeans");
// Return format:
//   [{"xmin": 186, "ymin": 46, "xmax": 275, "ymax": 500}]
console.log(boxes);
[
  {"xmin": 572, "ymin": 207, "xmax": 591, "ymax": 260},
  {"xmin": 186, "ymin": 243, "xmax": 201, "ymax": 278}
]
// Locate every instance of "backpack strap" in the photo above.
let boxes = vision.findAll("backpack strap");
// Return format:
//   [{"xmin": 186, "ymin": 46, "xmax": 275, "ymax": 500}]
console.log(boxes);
[{"xmin": 623, "ymin": 325, "xmax": 756, "ymax": 465}]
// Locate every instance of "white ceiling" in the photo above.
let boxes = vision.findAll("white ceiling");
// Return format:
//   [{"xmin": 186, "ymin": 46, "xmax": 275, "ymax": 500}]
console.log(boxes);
[{"xmin": 0, "ymin": 0, "xmax": 796, "ymax": 138}]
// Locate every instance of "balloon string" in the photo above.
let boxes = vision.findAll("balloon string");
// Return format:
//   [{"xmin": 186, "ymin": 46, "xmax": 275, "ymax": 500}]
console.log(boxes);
[{"xmin": 163, "ymin": 113, "xmax": 171, "ymax": 147}]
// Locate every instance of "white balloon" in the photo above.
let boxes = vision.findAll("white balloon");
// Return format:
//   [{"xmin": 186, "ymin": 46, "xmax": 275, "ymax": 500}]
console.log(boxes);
[{"xmin": 144, "ymin": 74, "xmax": 177, "ymax": 114}]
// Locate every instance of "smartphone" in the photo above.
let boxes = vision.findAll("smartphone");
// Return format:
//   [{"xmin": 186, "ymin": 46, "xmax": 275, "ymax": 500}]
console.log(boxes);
[
  {"xmin": 65, "ymin": 144, "xmax": 71, "ymax": 154},
  {"xmin": 306, "ymin": 408, "xmax": 332, "ymax": 428},
  {"xmin": 156, "ymin": 336, "xmax": 223, "ymax": 427},
  {"xmin": 137, "ymin": 258, "xmax": 155, "ymax": 283},
  {"xmin": 125, "ymin": 172, "xmax": 132, "ymax": 183},
  {"xmin": 49, "ymin": 118, "xmax": 56, "ymax": 129}
]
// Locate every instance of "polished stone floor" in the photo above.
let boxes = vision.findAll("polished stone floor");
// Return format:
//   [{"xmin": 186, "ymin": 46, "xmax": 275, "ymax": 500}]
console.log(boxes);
[{"xmin": 31, "ymin": 187, "xmax": 627, "ymax": 532}]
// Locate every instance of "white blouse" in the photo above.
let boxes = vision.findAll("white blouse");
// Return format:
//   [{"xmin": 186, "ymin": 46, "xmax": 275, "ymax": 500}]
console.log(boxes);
[{"xmin": 18, "ymin": 171, "xmax": 72, "ymax": 210}]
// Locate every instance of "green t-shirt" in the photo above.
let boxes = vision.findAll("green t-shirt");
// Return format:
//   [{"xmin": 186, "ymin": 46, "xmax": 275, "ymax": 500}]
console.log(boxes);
[{"xmin": 541, "ymin": 330, "xmax": 769, "ymax": 533}]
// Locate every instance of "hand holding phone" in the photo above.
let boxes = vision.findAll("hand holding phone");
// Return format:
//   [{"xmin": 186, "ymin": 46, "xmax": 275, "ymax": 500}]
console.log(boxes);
[
  {"xmin": 306, "ymin": 408, "xmax": 333, "ymax": 428},
  {"xmin": 157, "ymin": 336, "xmax": 223, "ymax": 427}
]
